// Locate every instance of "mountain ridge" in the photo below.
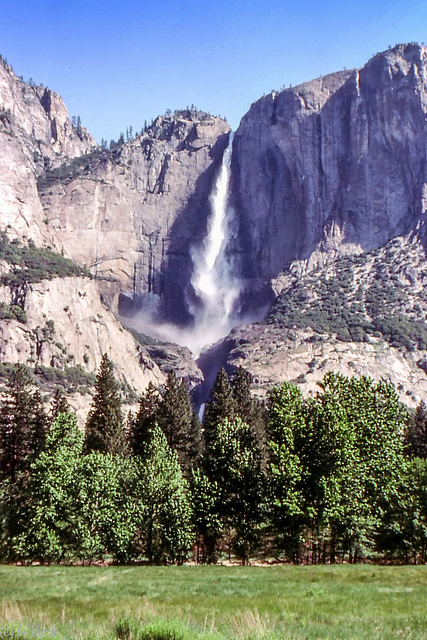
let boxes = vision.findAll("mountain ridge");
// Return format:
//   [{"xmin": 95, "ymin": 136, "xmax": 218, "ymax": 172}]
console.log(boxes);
[{"xmin": 1, "ymin": 44, "xmax": 427, "ymax": 411}]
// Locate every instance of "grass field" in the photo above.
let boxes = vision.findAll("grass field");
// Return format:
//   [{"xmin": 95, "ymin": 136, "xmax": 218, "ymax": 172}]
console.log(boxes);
[{"xmin": 0, "ymin": 565, "xmax": 426, "ymax": 639}]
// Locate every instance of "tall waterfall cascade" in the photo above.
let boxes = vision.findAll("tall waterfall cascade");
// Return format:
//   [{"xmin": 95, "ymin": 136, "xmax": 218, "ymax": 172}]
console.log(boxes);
[
  {"xmin": 126, "ymin": 132, "xmax": 242, "ymax": 358},
  {"xmin": 189, "ymin": 132, "xmax": 242, "ymax": 355}
]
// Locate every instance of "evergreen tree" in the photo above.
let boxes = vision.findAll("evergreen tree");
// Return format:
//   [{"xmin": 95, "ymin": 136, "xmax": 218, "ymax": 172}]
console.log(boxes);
[
  {"xmin": 84, "ymin": 354, "xmax": 128, "ymax": 456},
  {"xmin": 157, "ymin": 371, "xmax": 202, "ymax": 473},
  {"xmin": 130, "ymin": 382, "xmax": 160, "ymax": 457},
  {"xmin": 203, "ymin": 368, "xmax": 237, "ymax": 457},
  {"xmin": 405, "ymin": 400, "xmax": 427, "ymax": 458},
  {"xmin": 0, "ymin": 364, "xmax": 47, "ymax": 482},
  {"xmin": 50, "ymin": 388, "xmax": 70, "ymax": 421},
  {"xmin": 231, "ymin": 366, "xmax": 267, "ymax": 462}
]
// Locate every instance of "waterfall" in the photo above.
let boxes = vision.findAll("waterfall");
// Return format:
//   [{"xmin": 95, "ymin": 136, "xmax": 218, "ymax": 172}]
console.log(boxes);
[
  {"xmin": 189, "ymin": 132, "xmax": 240, "ymax": 354},
  {"xmin": 124, "ymin": 132, "xmax": 242, "ymax": 358}
]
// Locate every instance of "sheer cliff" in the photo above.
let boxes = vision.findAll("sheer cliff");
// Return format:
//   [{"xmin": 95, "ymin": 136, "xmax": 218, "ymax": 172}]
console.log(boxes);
[
  {"xmin": 38, "ymin": 112, "xmax": 230, "ymax": 322},
  {"xmin": 2, "ymin": 44, "xmax": 427, "ymax": 409},
  {"xmin": 230, "ymin": 43, "xmax": 427, "ymax": 304}
]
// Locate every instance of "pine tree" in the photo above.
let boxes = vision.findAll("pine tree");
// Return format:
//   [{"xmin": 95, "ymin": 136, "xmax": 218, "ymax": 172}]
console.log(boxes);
[
  {"xmin": 231, "ymin": 366, "xmax": 267, "ymax": 463},
  {"xmin": 405, "ymin": 401, "xmax": 427, "ymax": 458},
  {"xmin": 84, "ymin": 354, "xmax": 128, "ymax": 456},
  {"xmin": 203, "ymin": 368, "xmax": 237, "ymax": 456},
  {"xmin": 157, "ymin": 371, "xmax": 202, "ymax": 473},
  {"xmin": 50, "ymin": 388, "xmax": 70, "ymax": 421},
  {"xmin": 130, "ymin": 382, "xmax": 160, "ymax": 457},
  {"xmin": 0, "ymin": 365, "xmax": 47, "ymax": 482}
]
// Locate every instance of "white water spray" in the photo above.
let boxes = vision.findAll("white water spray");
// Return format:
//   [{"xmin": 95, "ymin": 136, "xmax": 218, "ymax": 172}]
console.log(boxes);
[
  {"xmin": 189, "ymin": 132, "xmax": 241, "ymax": 354},
  {"xmin": 124, "ymin": 132, "xmax": 243, "ymax": 357}
]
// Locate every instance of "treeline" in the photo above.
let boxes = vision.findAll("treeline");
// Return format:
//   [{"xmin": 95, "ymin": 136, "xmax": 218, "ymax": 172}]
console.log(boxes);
[{"xmin": 0, "ymin": 356, "xmax": 426, "ymax": 565}]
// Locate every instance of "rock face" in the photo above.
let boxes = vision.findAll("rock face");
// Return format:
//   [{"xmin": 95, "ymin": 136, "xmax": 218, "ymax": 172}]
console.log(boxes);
[
  {"xmin": 230, "ymin": 43, "xmax": 427, "ymax": 303},
  {"xmin": 2, "ymin": 45, "xmax": 427, "ymax": 410},
  {"xmin": 223, "ymin": 323, "xmax": 427, "ymax": 408},
  {"xmin": 0, "ymin": 274, "xmax": 164, "ymax": 422},
  {"xmin": 0, "ymin": 59, "xmax": 96, "ymax": 244},
  {"xmin": 38, "ymin": 112, "xmax": 230, "ymax": 322}
]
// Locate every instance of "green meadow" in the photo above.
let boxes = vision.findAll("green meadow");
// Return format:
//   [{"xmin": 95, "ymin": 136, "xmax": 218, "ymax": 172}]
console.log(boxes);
[{"xmin": 0, "ymin": 565, "xmax": 426, "ymax": 639}]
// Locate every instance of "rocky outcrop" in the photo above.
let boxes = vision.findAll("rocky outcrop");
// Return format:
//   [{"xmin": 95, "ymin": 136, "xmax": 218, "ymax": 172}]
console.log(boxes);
[
  {"xmin": 222, "ymin": 323, "xmax": 427, "ymax": 407},
  {"xmin": 230, "ymin": 43, "xmax": 427, "ymax": 304},
  {"xmin": 0, "ymin": 274, "xmax": 164, "ymax": 421},
  {"xmin": 0, "ymin": 58, "xmax": 96, "ymax": 245},
  {"xmin": 38, "ymin": 112, "xmax": 230, "ymax": 322}
]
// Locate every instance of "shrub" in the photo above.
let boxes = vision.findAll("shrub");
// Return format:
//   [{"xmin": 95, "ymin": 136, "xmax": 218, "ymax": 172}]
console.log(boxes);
[{"xmin": 0, "ymin": 232, "xmax": 91, "ymax": 288}]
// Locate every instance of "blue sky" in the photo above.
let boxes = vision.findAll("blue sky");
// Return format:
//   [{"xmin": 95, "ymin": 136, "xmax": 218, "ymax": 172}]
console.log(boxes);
[{"xmin": 0, "ymin": 0, "xmax": 426, "ymax": 143}]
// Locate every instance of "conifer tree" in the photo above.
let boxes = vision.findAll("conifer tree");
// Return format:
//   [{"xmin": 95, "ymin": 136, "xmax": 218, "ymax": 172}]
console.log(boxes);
[
  {"xmin": 130, "ymin": 382, "xmax": 160, "ymax": 457},
  {"xmin": 231, "ymin": 366, "xmax": 267, "ymax": 462},
  {"xmin": 203, "ymin": 368, "xmax": 237, "ymax": 456},
  {"xmin": 50, "ymin": 388, "xmax": 70, "ymax": 421},
  {"xmin": 405, "ymin": 400, "xmax": 427, "ymax": 458},
  {"xmin": 0, "ymin": 364, "xmax": 47, "ymax": 482},
  {"xmin": 84, "ymin": 354, "xmax": 128, "ymax": 456},
  {"xmin": 156, "ymin": 371, "xmax": 202, "ymax": 473}
]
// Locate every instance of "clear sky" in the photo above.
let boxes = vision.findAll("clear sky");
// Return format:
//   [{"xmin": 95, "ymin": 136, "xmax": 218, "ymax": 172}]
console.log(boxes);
[{"xmin": 0, "ymin": 0, "xmax": 426, "ymax": 143}]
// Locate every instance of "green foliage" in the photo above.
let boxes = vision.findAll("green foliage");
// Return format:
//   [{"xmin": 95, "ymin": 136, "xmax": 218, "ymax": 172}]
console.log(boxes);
[
  {"xmin": 0, "ymin": 364, "xmax": 47, "ymax": 483},
  {"xmin": 131, "ymin": 373, "xmax": 202, "ymax": 473},
  {"xmin": 34, "ymin": 364, "xmax": 96, "ymax": 393},
  {"xmin": 231, "ymin": 366, "xmax": 267, "ymax": 464},
  {"xmin": 75, "ymin": 452, "xmax": 138, "ymax": 563},
  {"xmin": 117, "ymin": 617, "xmax": 199, "ymax": 640},
  {"xmin": 156, "ymin": 371, "xmax": 203, "ymax": 473},
  {"xmin": 130, "ymin": 381, "xmax": 160, "ymax": 457},
  {"xmin": 266, "ymin": 373, "xmax": 411, "ymax": 563},
  {"xmin": 0, "ymin": 232, "xmax": 91, "ymax": 287},
  {"xmin": 0, "ymin": 302, "xmax": 27, "ymax": 322},
  {"xmin": 135, "ymin": 425, "xmax": 193, "ymax": 564},
  {"xmin": 190, "ymin": 468, "xmax": 222, "ymax": 563},
  {"xmin": 267, "ymin": 383, "xmax": 305, "ymax": 561},
  {"xmin": 266, "ymin": 250, "xmax": 427, "ymax": 350},
  {"xmin": 37, "ymin": 150, "xmax": 105, "ymax": 189},
  {"xmin": 84, "ymin": 354, "xmax": 129, "ymax": 456},
  {"xmin": 10, "ymin": 412, "xmax": 84, "ymax": 563},
  {"xmin": 203, "ymin": 368, "xmax": 237, "ymax": 460},
  {"xmin": 208, "ymin": 417, "xmax": 265, "ymax": 564},
  {"xmin": 405, "ymin": 400, "xmax": 427, "ymax": 459}
]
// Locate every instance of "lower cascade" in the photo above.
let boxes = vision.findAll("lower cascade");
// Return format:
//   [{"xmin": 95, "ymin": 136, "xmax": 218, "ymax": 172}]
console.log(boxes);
[{"xmin": 188, "ymin": 132, "xmax": 241, "ymax": 355}]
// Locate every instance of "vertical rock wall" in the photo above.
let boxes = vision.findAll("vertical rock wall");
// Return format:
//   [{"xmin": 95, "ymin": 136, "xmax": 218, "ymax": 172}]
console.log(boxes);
[{"xmin": 230, "ymin": 43, "xmax": 427, "ymax": 303}]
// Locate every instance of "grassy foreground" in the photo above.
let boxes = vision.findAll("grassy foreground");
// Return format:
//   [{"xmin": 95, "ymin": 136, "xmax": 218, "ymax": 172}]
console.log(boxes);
[{"xmin": 0, "ymin": 565, "xmax": 426, "ymax": 639}]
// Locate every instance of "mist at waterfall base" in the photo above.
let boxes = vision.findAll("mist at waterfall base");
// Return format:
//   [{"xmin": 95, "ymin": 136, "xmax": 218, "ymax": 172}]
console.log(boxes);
[{"xmin": 123, "ymin": 133, "xmax": 246, "ymax": 358}]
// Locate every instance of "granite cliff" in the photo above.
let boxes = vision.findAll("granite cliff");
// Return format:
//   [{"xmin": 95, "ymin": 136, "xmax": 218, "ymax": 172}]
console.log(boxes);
[
  {"xmin": 1, "ymin": 44, "xmax": 427, "ymax": 411},
  {"xmin": 230, "ymin": 43, "xmax": 427, "ymax": 308},
  {"xmin": 38, "ymin": 111, "xmax": 230, "ymax": 322}
]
